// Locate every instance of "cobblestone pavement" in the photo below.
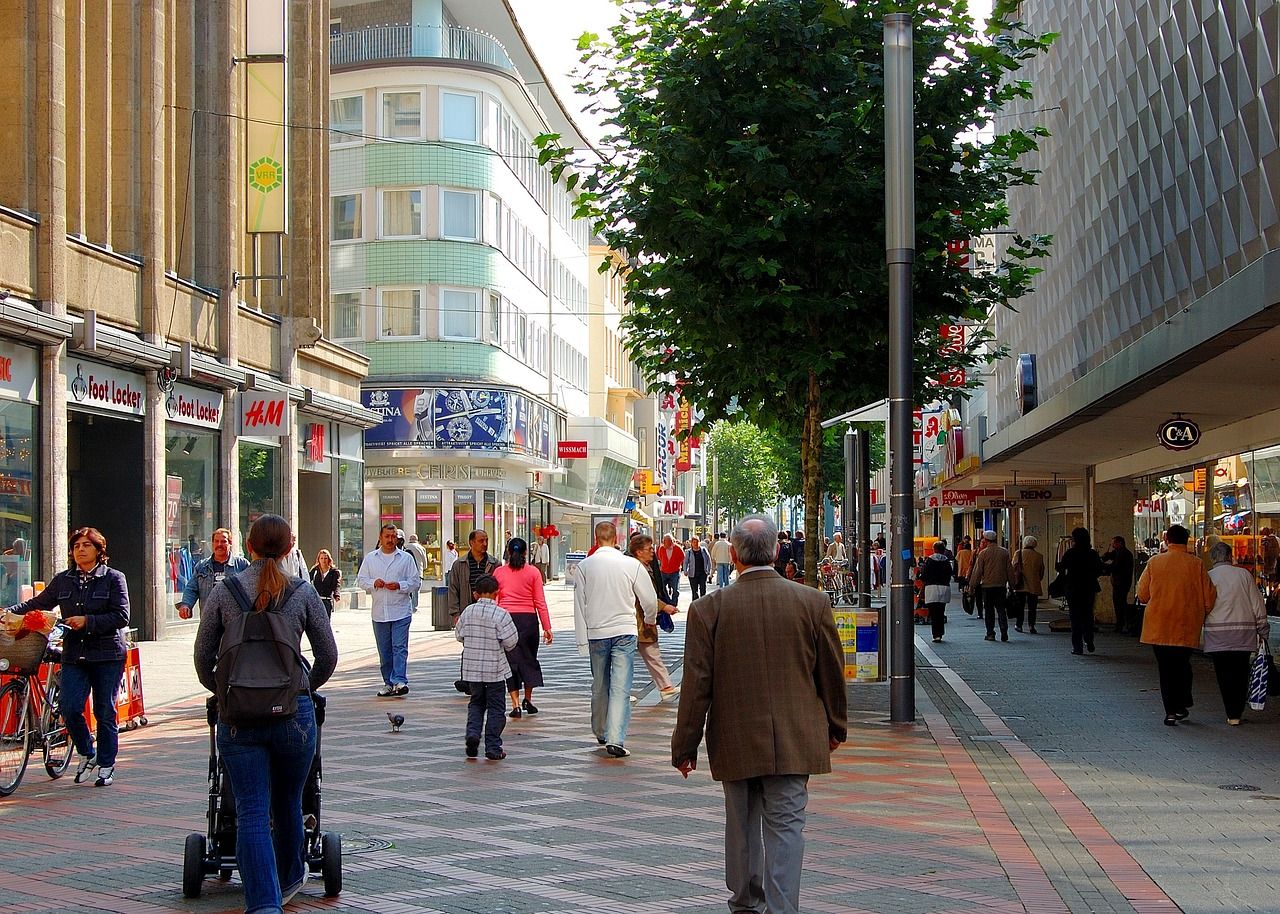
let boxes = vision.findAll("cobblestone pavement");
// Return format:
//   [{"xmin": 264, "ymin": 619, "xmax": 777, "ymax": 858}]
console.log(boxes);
[{"xmin": 0, "ymin": 585, "xmax": 1201, "ymax": 913}]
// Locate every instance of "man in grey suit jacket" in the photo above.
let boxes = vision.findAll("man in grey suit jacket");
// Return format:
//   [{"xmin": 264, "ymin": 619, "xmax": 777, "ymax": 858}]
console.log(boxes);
[{"xmin": 672, "ymin": 514, "xmax": 847, "ymax": 914}]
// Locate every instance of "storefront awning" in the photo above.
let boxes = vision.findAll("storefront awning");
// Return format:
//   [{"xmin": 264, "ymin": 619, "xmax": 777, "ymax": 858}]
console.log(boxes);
[
  {"xmin": 528, "ymin": 489, "xmax": 621, "ymax": 516},
  {"xmin": 630, "ymin": 507, "xmax": 653, "ymax": 526}
]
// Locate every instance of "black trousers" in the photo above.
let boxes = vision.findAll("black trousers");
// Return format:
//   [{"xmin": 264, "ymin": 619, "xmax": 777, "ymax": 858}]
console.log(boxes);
[
  {"xmin": 926, "ymin": 602, "xmax": 947, "ymax": 639},
  {"xmin": 1066, "ymin": 591, "xmax": 1096, "ymax": 652},
  {"xmin": 689, "ymin": 574, "xmax": 707, "ymax": 600},
  {"xmin": 981, "ymin": 586, "xmax": 1007, "ymax": 635},
  {"xmin": 1152, "ymin": 645, "xmax": 1195, "ymax": 715},
  {"xmin": 1208, "ymin": 650, "xmax": 1251, "ymax": 719},
  {"xmin": 1111, "ymin": 581, "xmax": 1132, "ymax": 631}
]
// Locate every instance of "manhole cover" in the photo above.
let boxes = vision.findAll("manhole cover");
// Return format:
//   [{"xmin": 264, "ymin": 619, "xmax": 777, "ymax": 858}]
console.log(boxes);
[
  {"xmin": 1218, "ymin": 784, "xmax": 1261, "ymax": 791},
  {"xmin": 342, "ymin": 836, "xmax": 393, "ymax": 855}
]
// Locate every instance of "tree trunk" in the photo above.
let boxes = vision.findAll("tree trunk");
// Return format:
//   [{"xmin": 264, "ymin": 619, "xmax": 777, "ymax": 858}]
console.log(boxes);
[{"xmin": 801, "ymin": 369, "xmax": 822, "ymax": 587}]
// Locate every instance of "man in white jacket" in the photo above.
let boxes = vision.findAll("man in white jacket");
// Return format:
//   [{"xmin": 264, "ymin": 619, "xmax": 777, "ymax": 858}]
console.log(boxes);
[{"xmin": 573, "ymin": 521, "xmax": 660, "ymax": 757}]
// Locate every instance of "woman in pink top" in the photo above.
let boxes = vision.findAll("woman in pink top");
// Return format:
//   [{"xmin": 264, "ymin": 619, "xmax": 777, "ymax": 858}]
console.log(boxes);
[{"xmin": 494, "ymin": 537, "xmax": 553, "ymax": 718}]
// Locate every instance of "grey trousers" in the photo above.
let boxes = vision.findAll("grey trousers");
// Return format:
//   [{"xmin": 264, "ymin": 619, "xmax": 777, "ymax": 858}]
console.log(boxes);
[{"xmin": 722, "ymin": 774, "xmax": 809, "ymax": 914}]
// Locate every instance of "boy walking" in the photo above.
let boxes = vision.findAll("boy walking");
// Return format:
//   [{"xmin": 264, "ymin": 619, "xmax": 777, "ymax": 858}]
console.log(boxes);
[{"xmin": 455, "ymin": 575, "xmax": 519, "ymax": 760}]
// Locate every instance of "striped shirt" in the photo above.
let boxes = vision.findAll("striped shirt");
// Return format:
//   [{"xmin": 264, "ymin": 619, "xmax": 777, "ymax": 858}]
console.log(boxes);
[{"xmin": 454, "ymin": 598, "xmax": 519, "ymax": 682}]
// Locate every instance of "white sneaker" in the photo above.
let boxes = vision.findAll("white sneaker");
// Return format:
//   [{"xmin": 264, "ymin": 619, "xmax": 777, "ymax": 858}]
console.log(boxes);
[
  {"xmin": 74, "ymin": 754, "xmax": 98, "ymax": 784},
  {"xmin": 94, "ymin": 765, "xmax": 114, "ymax": 787},
  {"xmin": 660, "ymin": 686, "xmax": 681, "ymax": 700},
  {"xmin": 281, "ymin": 875, "xmax": 305, "ymax": 906}
]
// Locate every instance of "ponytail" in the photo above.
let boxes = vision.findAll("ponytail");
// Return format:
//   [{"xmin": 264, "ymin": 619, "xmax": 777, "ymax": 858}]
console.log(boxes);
[
  {"xmin": 245, "ymin": 513, "xmax": 292, "ymax": 611},
  {"xmin": 255, "ymin": 558, "xmax": 286, "ymax": 611}
]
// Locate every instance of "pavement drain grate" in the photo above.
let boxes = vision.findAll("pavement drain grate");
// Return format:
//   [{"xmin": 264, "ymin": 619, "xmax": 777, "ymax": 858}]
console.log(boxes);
[
  {"xmin": 974, "ymin": 690, "xmax": 999, "ymax": 695},
  {"xmin": 341, "ymin": 836, "xmax": 393, "ymax": 855},
  {"xmin": 1249, "ymin": 795, "xmax": 1280, "ymax": 800},
  {"xmin": 1002, "ymin": 715, "xmax": 1026, "ymax": 720},
  {"xmin": 1217, "ymin": 784, "xmax": 1261, "ymax": 791}
]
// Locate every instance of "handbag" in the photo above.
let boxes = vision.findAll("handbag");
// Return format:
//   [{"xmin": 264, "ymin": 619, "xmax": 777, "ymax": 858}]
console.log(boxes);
[
  {"xmin": 1047, "ymin": 571, "xmax": 1066, "ymax": 599},
  {"xmin": 1011, "ymin": 553, "xmax": 1024, "ymax": 590},
  {"xmin": 1249, "ymin": 641, "xmax": 1269, "ymax": 711}
]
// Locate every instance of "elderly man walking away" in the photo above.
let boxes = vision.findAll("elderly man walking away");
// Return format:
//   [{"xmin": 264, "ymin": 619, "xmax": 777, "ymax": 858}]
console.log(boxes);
[
  {"xmin": 968, "ymin": 530, "xmax": 1014, "ymax": 642},
  {"xmin": 710, "ymin": 532, "xmax": 733, "ymax": 588},
  {"xmin": 574, "ymin": 521, "xmax": 660, "ymax": 757},
  {"xmin": 672, "ymin": 514, "xmax": 847, "ymax": 914},
  {"xmin": 1137, "ymin": 524, "xmax": 1217, "ymax": 726}
]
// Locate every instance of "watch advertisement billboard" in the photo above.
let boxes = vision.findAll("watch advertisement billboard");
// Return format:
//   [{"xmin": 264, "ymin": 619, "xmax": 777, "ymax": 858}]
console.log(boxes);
[{"xmin": 362, "ymin": 387, "xmax": 553, "ymax": 460}]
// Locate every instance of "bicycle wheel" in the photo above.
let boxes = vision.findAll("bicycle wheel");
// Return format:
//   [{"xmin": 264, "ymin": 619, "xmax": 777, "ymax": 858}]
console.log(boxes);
[
  {"xmin": 0, "ymin": 679, "xmax": 32, "ymax": 796},
  {"xmin": 41, "ymin": 672, "xmax": 73, "ymax": 778}
]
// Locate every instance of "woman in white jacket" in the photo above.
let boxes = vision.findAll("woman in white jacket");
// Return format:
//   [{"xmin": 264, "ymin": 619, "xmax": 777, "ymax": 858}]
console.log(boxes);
[{"xmin": 1204, "ymin": 541, "xmax": 1270, "ymax": 725}]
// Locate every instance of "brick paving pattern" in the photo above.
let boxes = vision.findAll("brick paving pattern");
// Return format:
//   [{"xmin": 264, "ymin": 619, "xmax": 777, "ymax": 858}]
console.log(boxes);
[{"xmin": 0, "ymin": 587, "xmax": 1206, "ymax": 913}]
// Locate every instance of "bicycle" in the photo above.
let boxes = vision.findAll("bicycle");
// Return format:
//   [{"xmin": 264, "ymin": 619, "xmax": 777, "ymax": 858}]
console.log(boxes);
[{"xmin": 0, "ymin": 623, "xmax": 73, "ymax": 796}]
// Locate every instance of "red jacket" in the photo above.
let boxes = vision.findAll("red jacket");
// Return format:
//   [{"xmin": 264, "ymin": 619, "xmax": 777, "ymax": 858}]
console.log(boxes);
[{"xmin": 658, "ymin": 543, "xmax": 685, "ymax": 574}]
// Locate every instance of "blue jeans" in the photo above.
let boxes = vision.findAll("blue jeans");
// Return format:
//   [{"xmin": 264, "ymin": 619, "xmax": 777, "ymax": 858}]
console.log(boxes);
[
  {"xmin": 218, "ymin": 693, "xmax": 316, "ymax": 914},
  {"xmin": 466, "ymin": 680, "xmax": 507, "ymax": 754},
  {"xmin": 588, "ymin": 634, "xmax": 636, "ymax": 747},
  {"xmin": 59, "ymin": 658, "xmax": 124, "ymax": 766},
  {"xmin": 717, "ymin": 563, "xmax": 732, "ymax": 587},
  {"xmin": 373, "ymin": 616, "xmax": 411, "ymax": 686},
  {"xmin": 661, "ymin": 571, "xmax": 681, "ymax": 604}
]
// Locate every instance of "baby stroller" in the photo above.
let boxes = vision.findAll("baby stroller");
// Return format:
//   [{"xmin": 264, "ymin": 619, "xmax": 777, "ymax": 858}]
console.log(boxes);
[{"xmin": 183, "ymin": 693, "xmax": 341, "ymax": 899}]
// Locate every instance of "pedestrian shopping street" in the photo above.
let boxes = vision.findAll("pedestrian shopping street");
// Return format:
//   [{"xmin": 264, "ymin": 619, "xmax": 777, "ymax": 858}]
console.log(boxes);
[{"xmin": 1, "ymin": 585, "xmax": 1276, "ymax": 914}]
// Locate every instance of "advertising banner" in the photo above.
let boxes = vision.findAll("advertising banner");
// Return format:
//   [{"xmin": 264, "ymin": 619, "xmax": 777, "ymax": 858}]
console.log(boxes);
[{"xmin": 362, "ymin": 387, "xmax": 552, "ymax": 460}]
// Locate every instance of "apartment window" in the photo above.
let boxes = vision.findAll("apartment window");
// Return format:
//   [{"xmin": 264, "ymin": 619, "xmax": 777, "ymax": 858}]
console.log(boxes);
[
  {"xmin": 378, "ymin": 288, "xmax": 423, "ymax": 338},
  {"xmin": 516, "ymin": 312, "xmax": 528, "ymax": 360},
  {"xmin": 331, "ymin": 194, "xmax": 361, "ymax": 241},
  {"xmin": 487, "ymin": 293, "xmax": 501, "ymax": 343},
  {"xmin": 381, "ymin": 189, "xmax": 423, "ymax": 238},
  {"xmin": 381, "ymin": 90, "xmax": 422, "ymax": 139},
  {"xmin": 329, "ymin": 95, "xmax": 363, "ymax": 146},
  {"xmin": 332, "ymin": 292, "xmax": 362, "ymax": 340},
  {"xmin": 440, "ymin": 189, "xmax": 479, "ymax": 241},
  {"xmin": 441, "ymin": 90, "xmax": 478, "ymax": 142},
  {"xmin": 441, "ymin": 288, "xmax": 478, "ymax": 340}
]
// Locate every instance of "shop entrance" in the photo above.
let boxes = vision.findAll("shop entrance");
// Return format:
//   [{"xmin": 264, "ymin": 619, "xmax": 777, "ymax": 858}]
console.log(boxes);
[
  {"xmin": 68, "ymin": 411, "xmax": 146, "ymax": 636},
  {"xmin": 298, "ymin": 469, "xmax": 332, "ymax": 568}
]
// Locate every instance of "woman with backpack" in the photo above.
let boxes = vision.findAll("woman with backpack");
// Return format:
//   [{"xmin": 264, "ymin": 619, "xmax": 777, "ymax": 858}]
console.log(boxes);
[{"xmin": 194, "ymin": 514, "xmax": 337, "ymax": 914}]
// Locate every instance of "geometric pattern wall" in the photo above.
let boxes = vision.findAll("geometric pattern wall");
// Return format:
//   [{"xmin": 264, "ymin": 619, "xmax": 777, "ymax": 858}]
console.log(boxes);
[{"xmin": 991, "ymin": 1, "xmax": 1280, "ymax": 433}]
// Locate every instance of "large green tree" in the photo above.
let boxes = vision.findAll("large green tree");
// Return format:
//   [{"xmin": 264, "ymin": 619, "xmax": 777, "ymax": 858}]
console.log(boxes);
[
  {"xmin": 545, "ymin": 0, "xmax": 1053, "ymax": 578},
  {"xmin": 706, "ymin": 420, "xmax": 778, "ymax": 525}
]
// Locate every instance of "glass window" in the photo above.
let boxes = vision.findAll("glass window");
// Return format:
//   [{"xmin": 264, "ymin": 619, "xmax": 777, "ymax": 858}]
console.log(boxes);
[
  {"xmin": 415, "ymin": 490, "xmax": 442, "ymax": 579},
  {"xmin": 484, "ymin": 490, "xmax": 496, "ymax": 539},
  {"xmin": 441, "ymin": 91, "xmax": 478, "ymax": 142},
  {"xmin": 329, "ymin": 95, "xmax": 363, "ymax": 145},
  {"xmin": 332, "ymin": 194, "xmax": 361, "ymax": 241},
  {"xmin": 381, "ymin": 189, "xmax": 422, "ymax": 238},
  {"xmin": 453, "ymin": 489, "xmax": 476, "ymax": 545},
  {"xmin": 487, "ymin": 293, "xmax": 501, "ymax": 343},
  {"xmin": 332, "ymin": 292, "xmax": 361, "ymax": 340},
  {"xmin": 336, "ymin": 458, "xmax": 363, "ymax": 581},
  {"xmin": 0, "ymin": 402, "xmax": 36, "ymax": 605},
  {"xmin": 165, "ymin": 429, "xmax": 221, "ymax": 622},
  {"xmin": 239, "ymin": 442, "xmax": 280, "ymax": 546},
  {"xmin": 379, "ymin": 289, "xmax": 422, "ymax": 338},
  {"xmin": 382, "ymin": 91, "xmax": 421, "ymax": 139},
  {"xmin": 441, "ymin": 289, "xmax": 477, "ymax": 339},
  {"xmin": 440, "ymin": 189, "xmax": 479, "ymax": 241}
]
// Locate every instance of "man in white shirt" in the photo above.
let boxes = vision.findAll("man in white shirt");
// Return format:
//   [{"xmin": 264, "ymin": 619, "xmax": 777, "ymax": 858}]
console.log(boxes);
[
  {"xmin": 533, "ymin": 536, "xmax": 551, "ymax": 582},
  {"xmin": 709, "ymin": 533, "xmax": 733, "ymax": 588},
  {"xmin": 573, "ymin": 521, "xmax": 660, "ymax": 758},
  {"xmin": 357, "ymin": 523, "xmax": 422, "ymax": 697},
  {"xmin": 284, "ymin": 533, "xmax": 307, "ymax": 579}
]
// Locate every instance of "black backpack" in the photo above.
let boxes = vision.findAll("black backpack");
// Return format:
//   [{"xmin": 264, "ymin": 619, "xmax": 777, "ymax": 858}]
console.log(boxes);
[{"xmin": 214, "ymin": 575, "xmax": 308, "ymax": 726}]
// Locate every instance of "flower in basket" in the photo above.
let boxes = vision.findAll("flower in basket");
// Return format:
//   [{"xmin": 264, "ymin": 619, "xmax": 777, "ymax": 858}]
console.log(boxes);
[
  {"xmin": 0, "ymin": 611, "xmax": 19, "ymax": 636},
  {"xmin": 19, "ymin": 610, "xmax": 57, "ymax": 636}
]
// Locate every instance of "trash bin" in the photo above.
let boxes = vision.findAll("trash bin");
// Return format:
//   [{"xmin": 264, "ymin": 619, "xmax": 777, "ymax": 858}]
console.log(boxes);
[{"xmin": 431, "ymin": 586, "xmax": 451, "ymax": 631}]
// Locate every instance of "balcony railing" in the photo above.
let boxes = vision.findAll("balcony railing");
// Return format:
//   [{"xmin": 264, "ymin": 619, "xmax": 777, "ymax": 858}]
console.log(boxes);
[{"xmin": 330, "ymin": 25, "xmax": 518, "ymax": 74}]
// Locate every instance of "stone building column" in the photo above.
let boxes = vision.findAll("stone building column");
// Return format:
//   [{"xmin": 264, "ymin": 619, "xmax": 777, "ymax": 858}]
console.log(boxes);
[{"xmin": 1089, "ymin": 474, "xmax": 1137, "ymax": 625}]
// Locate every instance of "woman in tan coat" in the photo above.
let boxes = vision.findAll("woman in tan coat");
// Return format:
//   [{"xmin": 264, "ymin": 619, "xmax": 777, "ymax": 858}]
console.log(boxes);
[{"xmin": 1012, "ymin": 536, "xmax": 1046, "ymax": 633}]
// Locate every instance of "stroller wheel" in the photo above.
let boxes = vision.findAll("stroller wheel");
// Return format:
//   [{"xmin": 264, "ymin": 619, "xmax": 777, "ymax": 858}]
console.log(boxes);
[
  {"xmin": 219, "ymin": 868, "xmax": 233, "ymax": 881},
  {"xmin": 182, "ymin": 833, "xmax": 206, "ymax": 898},
  {"xmin": 322, "ymin": 832, "xmax": 343, "ymax": 897}
]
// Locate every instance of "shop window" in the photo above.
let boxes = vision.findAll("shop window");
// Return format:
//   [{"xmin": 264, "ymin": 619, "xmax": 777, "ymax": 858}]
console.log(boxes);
[
  {"xmin": 164, "ymin": 429, "xmax": 221, "ymax": 622},
  {"xmin": 415, "ymin": 490, "xmax": 442, "ymax": 579},
  {"xmin": 239, "ymin": 442, "xmax": 280, "ymax": 545},
  {"xmin": 336, "ymin": 458, "xmax": 363, "ymax": 580},
  {"xmin": 484, "ymin": 490, "xmax": 497, "ymax": 541},
  {"xmin": 329, "ymin": 94, "xmax": 363, "ymax": 146},
  {"xmin": 381, "ymin": 188, "xmax": 423, "ymax": 238},
  {"xmin": 0, "ymin": 401, "xmax": 37, "ymax": 605},
  {"xmin": 441, "ymin": 90, "xmax": 478, "ymax": 142},
  {"xmin": 453, "ymin": 489, "xmax": 477, "ymax": 544},
  {"xmin": 379, "ymin": 490, "xmax": 405, "ymax": 533},
  {"xmin": 381, "ymin": 90, "xmax": 422, "ymax": 139}
]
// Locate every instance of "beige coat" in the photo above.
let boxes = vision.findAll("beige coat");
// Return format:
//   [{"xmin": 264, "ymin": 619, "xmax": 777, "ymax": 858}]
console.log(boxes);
[
  {"xmin": 1014, "ymin": 548, "xmax": 1045, "ymax": 596},
  {"xmin": 969, "ymin": 543, "xmax": 1014, "ymax": 590},
  {"xmin": 671, "ymin": 568, "xmax": 847, "ymax": 782}
]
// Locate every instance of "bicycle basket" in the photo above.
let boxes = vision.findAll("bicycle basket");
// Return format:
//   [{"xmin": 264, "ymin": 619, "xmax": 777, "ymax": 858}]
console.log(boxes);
[{"xmin": 0, "ymin": 630, "xmax": 49, "ymax": 673}]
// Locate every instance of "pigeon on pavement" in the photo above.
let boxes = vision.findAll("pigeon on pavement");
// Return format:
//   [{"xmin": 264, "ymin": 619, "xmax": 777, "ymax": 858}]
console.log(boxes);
[{"xmin": 387, "ymin": 712, "xmax": 404, "ymax": 733}]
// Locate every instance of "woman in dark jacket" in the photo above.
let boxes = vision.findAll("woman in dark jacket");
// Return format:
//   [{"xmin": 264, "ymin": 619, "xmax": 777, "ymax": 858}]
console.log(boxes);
[
  {"xmin": 918, "ymin": 541, "xmax": 954, "ymax": 642},
  {"xmin": 1056, "ymin": 527, "xmax": 1106, "ymax": 655},
  {"xmin": 309, "ymin": 549, "xmax": 342, "ymax": 617},
  {"xmin": 5, "ymin": 526, "xmax": 129, "ymax": 787}
]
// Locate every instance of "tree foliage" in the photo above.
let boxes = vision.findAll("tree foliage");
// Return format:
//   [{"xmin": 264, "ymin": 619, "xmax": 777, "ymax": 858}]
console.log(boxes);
[
  {"xmin": 542, "ymin": 0, "xmax": 1055, "ymax": 577},
  {"xmin": 767, "ymin": 424, "xmax": 886, "ymax": 501},
  {"xmin": 706, "ymin": 420, "xmax": 777, "ymax": 523}
]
